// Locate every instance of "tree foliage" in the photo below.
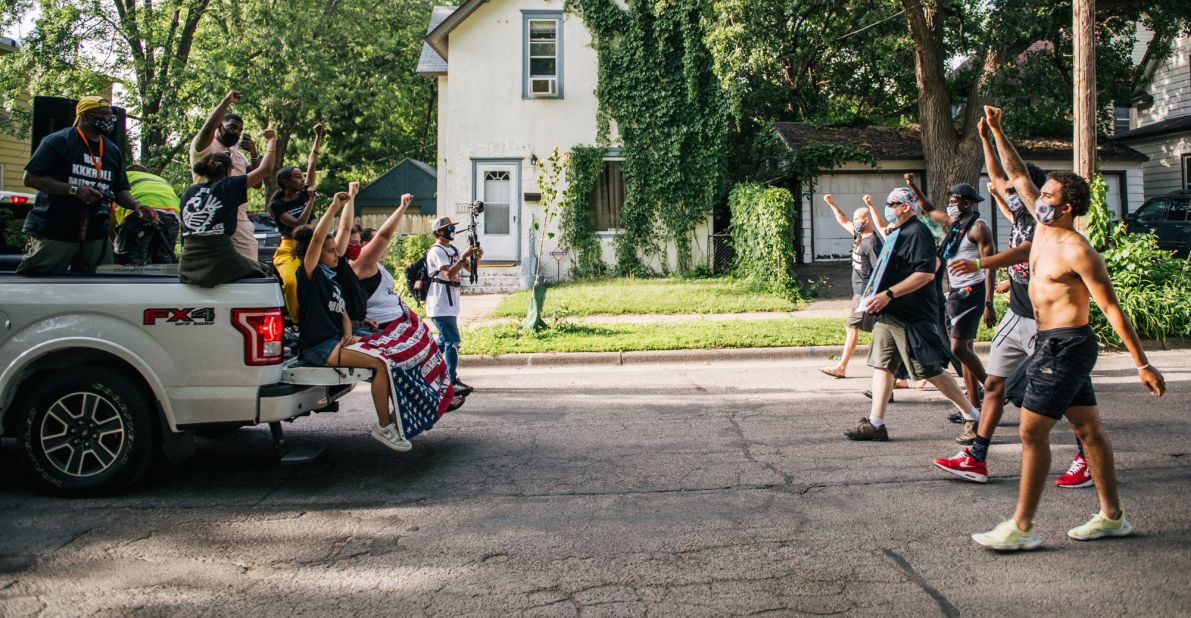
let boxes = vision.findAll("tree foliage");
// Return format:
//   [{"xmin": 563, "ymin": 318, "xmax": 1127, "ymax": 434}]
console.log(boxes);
[{"xmin": 1, "ymin": 0, "xmax": 437, "ymax": 195}]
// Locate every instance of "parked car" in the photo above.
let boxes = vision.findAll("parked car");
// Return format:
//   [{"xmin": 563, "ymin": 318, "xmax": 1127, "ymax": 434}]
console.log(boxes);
[
  {"xmin": 1126, "ymin": 190, "xmax": 1191, "ymax": 257},
  {"xmin": 248, "ymin": 212, "xmax": 282, "ymax": 262},
  {"xmin": 0, "ymin": 191, "xmax": 37, "ymax": 271}
]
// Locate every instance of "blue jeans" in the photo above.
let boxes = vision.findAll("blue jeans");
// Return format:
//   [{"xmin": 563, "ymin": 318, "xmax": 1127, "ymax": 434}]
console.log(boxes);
[{"xmin": 430, "ymin": 316, "xmax": 461, "ymax": 382}]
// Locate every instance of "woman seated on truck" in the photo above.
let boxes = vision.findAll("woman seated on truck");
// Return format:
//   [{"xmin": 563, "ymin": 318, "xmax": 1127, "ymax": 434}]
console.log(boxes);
[
  {"xmin": 178, "ymin": 130, "xmax": 278, "ymax": 287},
  {"xmin": 294, "ymin": 191, "xmax": 410, "ymax": 453},
  {"xmin": 350, "ymin": 192, "xmax": 416, "ymax": 331}
]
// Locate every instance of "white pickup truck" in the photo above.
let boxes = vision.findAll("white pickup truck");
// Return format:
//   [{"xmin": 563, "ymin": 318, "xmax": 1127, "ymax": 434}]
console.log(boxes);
[{"xmin": 0, "ymin": 266, "xmax": 371, "ymax": 496}]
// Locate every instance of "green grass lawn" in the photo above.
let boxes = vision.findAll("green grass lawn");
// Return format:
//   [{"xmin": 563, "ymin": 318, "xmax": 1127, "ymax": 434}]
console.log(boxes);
[
  {"xmin": 493, "ymin": 277, "xmax": 801, "ymax": 318},
  {"xmin": 467, "ymin": 297, "xmax": 1010, "ymax": 355}
]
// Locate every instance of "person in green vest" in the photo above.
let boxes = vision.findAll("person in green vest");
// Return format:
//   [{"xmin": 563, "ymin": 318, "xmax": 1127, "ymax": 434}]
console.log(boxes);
[{"xmin": 114, "ymin": 164, "xmax": 181, "ymax": 265}]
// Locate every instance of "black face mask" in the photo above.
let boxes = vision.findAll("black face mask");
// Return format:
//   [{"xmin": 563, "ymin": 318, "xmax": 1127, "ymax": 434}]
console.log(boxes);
[
  {"xmin": 217, "ymin": 130, "xmax": 241, "ymax": 147},
  {"xmin": 90, "ymin": 115, "xmax": 117, "ymax": 135},
  {"xmin": 440, "ymin": 225, "xmax": 456, "ymax": 241}
]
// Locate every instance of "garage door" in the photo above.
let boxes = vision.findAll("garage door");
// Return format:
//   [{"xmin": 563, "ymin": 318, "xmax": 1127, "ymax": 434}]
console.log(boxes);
[{"xmin": 811, "ymin": 172, "xmax": 917, "ymax": 261}]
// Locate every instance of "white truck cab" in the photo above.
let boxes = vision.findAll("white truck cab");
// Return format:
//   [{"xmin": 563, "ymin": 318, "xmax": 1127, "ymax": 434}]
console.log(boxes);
[{"xmin": 0, "ymin": 265, "xmax": 370, "ymax": 496}]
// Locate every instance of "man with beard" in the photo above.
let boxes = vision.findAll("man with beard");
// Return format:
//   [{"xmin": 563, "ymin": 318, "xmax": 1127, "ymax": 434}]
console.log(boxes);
[
  {"xmin": 19, "ymin": 96, "xmax": 157, "ymax": 275},
  {"xmin": 970, "ymin": 106, "xmax": 1165, "ymax": 551},
  {"xmin": 191, "ymin": 90, "xmax": 262, "ymax": 261}
]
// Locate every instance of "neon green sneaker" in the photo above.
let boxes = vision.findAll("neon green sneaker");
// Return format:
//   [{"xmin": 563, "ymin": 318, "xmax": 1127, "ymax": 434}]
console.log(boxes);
[
  {"xmin": 1067, "ymin": 512, "xmax": 1133, "ymax": 541},
  {"xmin": 972, "ymin": 519, "xmax": 1042, "ymax": 551}
]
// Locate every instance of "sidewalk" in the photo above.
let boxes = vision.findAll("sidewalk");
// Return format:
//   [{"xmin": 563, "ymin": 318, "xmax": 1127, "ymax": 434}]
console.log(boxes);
[{"xmin": 460, "ymin": 294, "xmax": 857, "ymax": 327}]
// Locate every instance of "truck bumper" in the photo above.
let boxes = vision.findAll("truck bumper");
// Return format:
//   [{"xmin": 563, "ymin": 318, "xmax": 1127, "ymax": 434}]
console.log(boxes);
[{"xmin": 258, "ymin": 382, "xmax": 356, "ymax": 423}]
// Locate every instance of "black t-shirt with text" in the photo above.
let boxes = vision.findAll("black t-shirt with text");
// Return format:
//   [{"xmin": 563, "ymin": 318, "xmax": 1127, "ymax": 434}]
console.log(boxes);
[
  {"xmin": 23, "ymin": 127, "xmax": 131, "ymax": 242},
  {"xmin": 876, "ymin": 217, "xmax": 940, "ymax": 323},
  {"xmin": 1007, "ymin": 207, "xmax": 1036, "ymax": 319},
  {"xmin": 851, "ymin": 233, "xmax": 884, "ymax": 296},
  {"xmin": 269, "ymin": 192, "xmax": 311, "ymax": 237},
  {"xmin": 180, "ymin": 175, "xmax": 248, "ymax": 238},
  {"xmin": 297, "ymin": 264, "xmax": 347, "ymax": 348}
]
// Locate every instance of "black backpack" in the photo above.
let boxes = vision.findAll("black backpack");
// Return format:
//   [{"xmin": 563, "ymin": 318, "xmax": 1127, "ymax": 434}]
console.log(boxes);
[
  {"xmin": 404, "ymin": 245, "xmax": 458, "ymax": 305},
  {"xmin": 404, "ymin": 253, "xmax": 433, "ymax": 305}
]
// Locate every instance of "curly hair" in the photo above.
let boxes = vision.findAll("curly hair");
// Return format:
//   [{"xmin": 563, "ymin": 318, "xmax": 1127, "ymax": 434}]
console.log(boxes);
[
  {"xmin": 1047, "ymin": 171, "xmax": 1092, "ymax": 217},
  {"xmin": 192, "ymin": 152, "xmax": 233, "ymax": 179},
  {"xmin": 291, "ymin": 225, "xmax": 334, "ymax": 260}
]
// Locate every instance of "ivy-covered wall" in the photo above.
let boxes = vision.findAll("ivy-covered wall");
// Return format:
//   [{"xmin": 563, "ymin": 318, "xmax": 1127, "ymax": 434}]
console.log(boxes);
[{"xmin": 565, "ymin": 0, "xmax": 729, "ymax": 275}]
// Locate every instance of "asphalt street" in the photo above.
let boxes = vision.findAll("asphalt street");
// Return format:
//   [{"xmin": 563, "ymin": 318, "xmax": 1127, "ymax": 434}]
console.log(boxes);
[{"xmin": 1, "ymin": 349, "xmax": 1189, "ymax": 616}]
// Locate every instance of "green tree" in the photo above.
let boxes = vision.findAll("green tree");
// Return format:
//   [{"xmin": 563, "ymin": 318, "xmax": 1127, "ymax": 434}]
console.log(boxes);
[{"xmin": 1, "ymin": 0, "xmax": 217, "ymax": 171}]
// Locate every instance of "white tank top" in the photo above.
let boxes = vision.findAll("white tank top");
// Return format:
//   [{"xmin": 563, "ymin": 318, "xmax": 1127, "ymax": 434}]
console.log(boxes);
[
  {"xmin": 949, "ymin": 225, "xmax": 986, "ymax": 288},
  {"xmin": 365, "ymin": 264, "xmax": 408, "ymax": 325}
]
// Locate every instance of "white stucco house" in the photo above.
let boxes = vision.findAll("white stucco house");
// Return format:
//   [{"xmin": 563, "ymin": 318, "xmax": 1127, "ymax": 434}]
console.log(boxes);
[{"xmin": 416, "ymin": 0, "xmax": 709, "ymax": 288}]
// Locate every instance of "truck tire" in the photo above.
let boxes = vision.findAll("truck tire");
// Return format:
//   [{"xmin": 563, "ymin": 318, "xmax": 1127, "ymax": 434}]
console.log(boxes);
[{"xmin": 16, "ymin": 365, "xmax": 158, "ymax": 496}]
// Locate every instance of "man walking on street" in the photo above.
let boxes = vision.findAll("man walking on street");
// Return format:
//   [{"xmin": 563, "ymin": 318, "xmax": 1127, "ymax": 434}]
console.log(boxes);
[
  {"xmin": 426, "ymin": 216, "xmax": 482, "ymax": 396},
  {"xmin": 844, "ymin": 188, "xmax": 982, "ymax": 441},
  {"xmin": 970, "ymin": 106, "xmax": 1165, "ymax": 551}
]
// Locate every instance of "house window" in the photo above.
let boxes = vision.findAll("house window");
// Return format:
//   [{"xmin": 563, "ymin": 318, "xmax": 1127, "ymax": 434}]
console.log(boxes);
[
  {"xmin": 523, "ymin": 12, "xmax": 563, "ymax": 98},
  {"xmin": 1183, "ymin": 154, "xmax": 1191, "ymax": 191},
  {"xmin": 590, "ymin": 160, "xmax": 624, "ymax": 231}
]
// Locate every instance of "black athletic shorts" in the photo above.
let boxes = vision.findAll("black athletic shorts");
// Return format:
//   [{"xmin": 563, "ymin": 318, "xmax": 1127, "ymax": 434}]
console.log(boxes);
[
  {"xmin": 1011, "ymin": 324, "xmax": 1098, "ymax": 419},
  {"xmin": 945, "ymin": 280, "xmax": 985, "ymax": 340}
]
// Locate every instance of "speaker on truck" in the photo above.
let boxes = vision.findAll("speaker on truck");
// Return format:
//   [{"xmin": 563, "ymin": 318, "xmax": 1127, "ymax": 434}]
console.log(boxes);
[{"xmin": 31, "ymin": 95, "xmax": 129, "ymax": 156}]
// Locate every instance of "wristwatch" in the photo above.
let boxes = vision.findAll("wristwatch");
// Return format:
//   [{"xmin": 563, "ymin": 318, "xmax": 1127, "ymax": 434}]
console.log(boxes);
[
  {"xmin": 985, "ymin": 301, "xmax": 994, "ymax": 307},
  {"xmin": 69, "ymin": 184, "xmax": 79, "ymax": 196},
  {"xmin": 884, "ymin": 289, "xmax": 895, "ymax": 299}
]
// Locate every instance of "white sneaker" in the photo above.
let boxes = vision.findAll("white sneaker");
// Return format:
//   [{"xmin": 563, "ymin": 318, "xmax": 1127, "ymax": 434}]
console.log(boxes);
[{"xmin": 370, "ymin": 423, "xmax": 412, "ymax": 452}]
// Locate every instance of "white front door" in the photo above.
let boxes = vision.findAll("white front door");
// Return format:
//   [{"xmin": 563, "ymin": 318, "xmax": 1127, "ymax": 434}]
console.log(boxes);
[{"xmin": 474, "ymin": 163, "xmax": 519, "ymax": 262}]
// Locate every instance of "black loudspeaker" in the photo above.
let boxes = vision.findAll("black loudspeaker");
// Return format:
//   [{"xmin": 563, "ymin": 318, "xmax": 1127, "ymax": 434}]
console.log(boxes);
[{"xmin": 31, "ymin": 95, "xmax": 129, "ymax": 156}]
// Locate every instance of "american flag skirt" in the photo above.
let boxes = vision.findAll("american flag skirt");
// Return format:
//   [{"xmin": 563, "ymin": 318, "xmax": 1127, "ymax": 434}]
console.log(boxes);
[{"xmin": 348, "ymin": 309, "xmax": 455, "ymax": 441}]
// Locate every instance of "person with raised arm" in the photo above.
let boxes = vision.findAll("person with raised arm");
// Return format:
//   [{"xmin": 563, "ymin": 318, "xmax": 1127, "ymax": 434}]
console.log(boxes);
[
  {"xmin": 351, "ymin": 193, "xmax": 415, "ymax": 330},
  {"xmin": 970, "ymin": 106, "xmax": 1166, "ymax": 552},
  {"xmin": 191, "ymin": 90, "xmax": 262, "ymax": 261},
  {"xmin": 292, "ymin": 192, "xmax": 409, "ymax": 453},
  {"xmin": 818, "ymin": 194, "xmax": 883, "ymax": 379},
  {"xmin": 270, "ymin": 122, "xmax": 325, "ymax": 321},
  {"xmin": 843, "ymin": 187, "xmax": 982, "ymax": 442},
  {"xmin": 177, "ymin": 130, "xmax": 278, "ymax": 287}
]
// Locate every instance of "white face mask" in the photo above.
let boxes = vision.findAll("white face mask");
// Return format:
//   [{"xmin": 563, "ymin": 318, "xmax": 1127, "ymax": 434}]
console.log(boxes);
[{"xmin": 946, "ymin": 205, "xmax": 962, "ymax": 220}]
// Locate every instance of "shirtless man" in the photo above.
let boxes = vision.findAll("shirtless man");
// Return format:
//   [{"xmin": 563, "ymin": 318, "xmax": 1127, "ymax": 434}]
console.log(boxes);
[{"xmin": 971, "ymin": 106, "xmax": 1166, "ymax": 551}]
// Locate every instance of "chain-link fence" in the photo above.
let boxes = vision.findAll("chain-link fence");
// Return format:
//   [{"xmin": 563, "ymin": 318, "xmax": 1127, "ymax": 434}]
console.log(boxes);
[{"xmin": 709, "ymin": 233, "xmax": 734, "ymax": 275}]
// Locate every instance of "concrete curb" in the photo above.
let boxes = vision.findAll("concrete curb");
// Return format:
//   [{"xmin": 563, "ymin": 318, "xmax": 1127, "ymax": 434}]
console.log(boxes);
[
  {"xmin": 462, "ymin": 343, "xmax": 995, "ymax": 368},
  {"xmin": 461, "ymin": 338, "xmax": 1190, "ymax": 368}
]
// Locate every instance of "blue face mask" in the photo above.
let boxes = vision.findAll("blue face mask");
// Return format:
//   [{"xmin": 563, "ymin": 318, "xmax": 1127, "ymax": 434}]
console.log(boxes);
[
  {"xmin": 884, "ymin": 204, "xmax": 900, "ymax": 221},
  {"xmin": 853, "ymin": 222, "xmax": 865, "ymax": 237}
]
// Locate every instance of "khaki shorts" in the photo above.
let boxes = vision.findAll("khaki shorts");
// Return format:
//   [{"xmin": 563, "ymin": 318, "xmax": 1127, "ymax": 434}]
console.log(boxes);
[
  {"xmin": 846, "ymin": 294, "xmax": 877, "ymax": 332},
  {"xmin": 867, "ymin": 314, "xmax": 946, "ymax": 381}
]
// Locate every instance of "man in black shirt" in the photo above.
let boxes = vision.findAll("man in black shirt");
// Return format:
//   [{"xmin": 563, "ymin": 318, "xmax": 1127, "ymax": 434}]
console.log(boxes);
[
  {"xmin": 845, "ymin": 188, "xmax": 982, "ymax": 441},
  {"xmin": 19, "ymin": 96, "xmax": 157, "ymax": 275}
]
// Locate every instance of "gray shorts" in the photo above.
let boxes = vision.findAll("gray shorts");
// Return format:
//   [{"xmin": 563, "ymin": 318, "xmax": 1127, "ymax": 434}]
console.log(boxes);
[{"xmin": 986, "ymin": 311, "xmax": 1037, "ymax": 378}]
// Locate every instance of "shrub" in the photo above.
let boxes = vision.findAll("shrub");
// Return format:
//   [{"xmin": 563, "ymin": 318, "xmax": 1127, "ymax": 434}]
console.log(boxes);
[
  {"xmin": 727, "ymin": 183, "xmax": 799, "ymax": 301},
  {"xmin": 380, "ymin": 233, "xmax": 434, "ymax": 278},
  {"xmin": 1091, "ymin": 224, "xmax": 1191, "ymax": 344}
]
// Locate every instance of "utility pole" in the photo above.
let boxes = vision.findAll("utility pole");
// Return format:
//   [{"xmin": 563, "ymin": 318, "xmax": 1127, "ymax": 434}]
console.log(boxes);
[{"xmin": 1073, "ymin": 0, "xmax": 1096, "ymax": 180}]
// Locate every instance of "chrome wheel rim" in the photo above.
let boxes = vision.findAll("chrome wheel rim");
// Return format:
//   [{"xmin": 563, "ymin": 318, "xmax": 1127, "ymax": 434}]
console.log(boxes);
[{"xmin": 39, "ymin": 391, "xmax": 126, "ymax": 478}]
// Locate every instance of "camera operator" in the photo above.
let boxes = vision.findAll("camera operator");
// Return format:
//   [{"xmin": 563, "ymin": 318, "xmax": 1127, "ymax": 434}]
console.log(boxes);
[
  {"xmin": 426, "ymin": 215, "xmax": 482, "ymax": 396},
  {"xmin": 19, "ymin": 96, "xmax": 156, "ymax": 275}
]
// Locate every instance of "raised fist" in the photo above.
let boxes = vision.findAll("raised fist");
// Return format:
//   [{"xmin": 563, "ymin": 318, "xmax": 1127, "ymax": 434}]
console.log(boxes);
[
  {"xmin": 977, "ymin": 117, "xmax": 989, "ymax": 138},
  {"xmin": 262, "ymin": 128, "xmax": 277, "ymax": 140},
  {"xmin": 903, "ymin": 173, "xmax": 916, "ymax": 186},
  {"xmin": 314, "ymin": 122, "xmax": 325, "ymax": 137},
  {"xmin": 348, "ymin": 181, "xmax": 360, "ymax": 196},
  {"xmin": 984, "ymin": 105, "xmax": 1003, "ymax": 130},
  {"xmin": 400, "ymin": 193, "xmax": 414, "ymax": 208},
  {"xmin": 823, "ymin": 194, "xmax": 834, "ymax": 203},
  {"xmin": 224, "ymin": 90, "xmax": 241, "ymax": 105},
  {"xmin": 863, "ymin": 194, "xmax": 875, "ymax": 205}
]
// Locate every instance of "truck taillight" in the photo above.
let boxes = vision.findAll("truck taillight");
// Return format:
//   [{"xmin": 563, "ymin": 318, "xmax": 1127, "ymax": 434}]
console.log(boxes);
[
  {"xmin": 8, "ymin": 196, "xmax": 29, "ymax": 204},
  {"xmin": 232, "ymin": 308, "xmax": 284, "ymax": 366}
]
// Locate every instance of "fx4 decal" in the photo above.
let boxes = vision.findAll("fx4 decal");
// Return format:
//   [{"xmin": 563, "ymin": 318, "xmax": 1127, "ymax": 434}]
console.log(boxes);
[{"xmin": 143, "ymin": 307, "xmax": 216, "ymax": 326}]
